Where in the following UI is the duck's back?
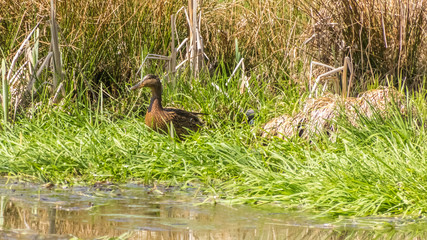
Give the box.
[145,107,203,137]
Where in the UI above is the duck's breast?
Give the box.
[145,110,168,131]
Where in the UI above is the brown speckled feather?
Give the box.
[145,107,203,137]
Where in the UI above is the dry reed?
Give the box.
[302,0,427,89]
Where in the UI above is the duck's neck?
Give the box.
[147,86,163,112]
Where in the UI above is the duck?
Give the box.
[130,74,203,138]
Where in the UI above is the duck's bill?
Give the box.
[130,81,143,90]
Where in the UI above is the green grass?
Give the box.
[1,74,426,218]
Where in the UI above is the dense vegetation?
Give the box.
[0,0,426,218]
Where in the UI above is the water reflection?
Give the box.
[0,179,426,239]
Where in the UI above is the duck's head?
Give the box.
[130,74,161,90]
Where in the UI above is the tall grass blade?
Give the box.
[169,14,177,86]
[36,52,53,79]
[1,59,8,124]
[50,0,63,98]
[6,22,40,83]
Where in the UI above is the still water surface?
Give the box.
[0,179,426,239]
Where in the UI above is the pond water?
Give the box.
[0,178,426,240]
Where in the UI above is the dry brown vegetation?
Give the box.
[1,0,425,93]
[261,87,407,140]
[301,0,427,90]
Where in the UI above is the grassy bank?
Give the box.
[1,73,427,217]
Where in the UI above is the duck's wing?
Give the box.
[187,111,208,116]
[165,108,207,116]
[163,108,204,124]
[163,107,204,131]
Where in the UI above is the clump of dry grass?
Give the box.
[261,114,301,139]
[200,0,308,82]
[261,95,341,139]
[300,94,340,135]
[357,86,406,117]
[302,0,427,89]
[262,86,408,140]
